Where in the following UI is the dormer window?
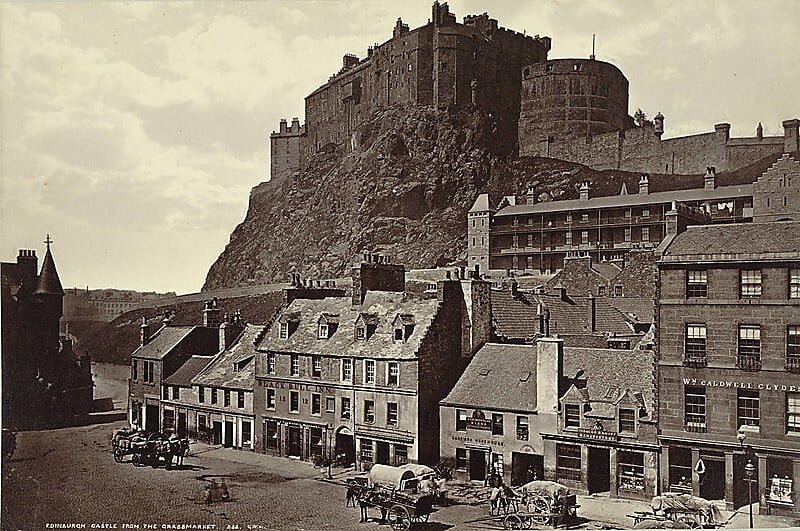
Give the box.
[279,322,289,339]
[392,313,415,342]
[318,323,329,339]
[318,313,339,339]
[355,313,378,340]
[356,326,366,340]
[278,311,300,339]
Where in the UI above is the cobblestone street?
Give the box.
[3,422,797,530]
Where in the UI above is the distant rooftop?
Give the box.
[660,220,800,262]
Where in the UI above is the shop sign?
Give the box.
[467,409,491,430]
[451,434,504,447]
[682,379,798,392]
[271,381,334,393]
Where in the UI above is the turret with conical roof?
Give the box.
[34,235,64,296]
[32,234,64,357]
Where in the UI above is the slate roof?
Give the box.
[491,289,635,340]
[496,184,752,216]
[441,343,538,412]
[469,193,492,213]
[562,346,655,414]
[193,324,262,389]
[163,356,215,386]
[607,298,655,325]
[660,221,800,261]
[34,247,64,295]
[591,262,622,281]
[256,292,439,362]
[131,326,196,360]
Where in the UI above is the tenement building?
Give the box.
[254,252,490,469]
[657,221,800,516]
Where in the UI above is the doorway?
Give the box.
[335,429,355,466]
[587,447,611,493]
[145,404,159,433]
[700,455,726,501]
[177,412,187,439]
[376,441,390,465]
[212,421,222,445]
[732,454,757,507]
[224,421,234,447]
[288,426,302,458]
[470,449,487,481]
[512,453,544,486]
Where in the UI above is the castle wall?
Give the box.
[752,153,800,222]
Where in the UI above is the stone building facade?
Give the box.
[752,153,800,223]
[269,117,305,183]
[657,221,800,516]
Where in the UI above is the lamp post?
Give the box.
[327,423,334,480]
[744,459,755,529]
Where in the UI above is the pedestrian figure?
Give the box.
[359,486,371,522]
[346,480,358,507]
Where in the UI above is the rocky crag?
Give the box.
[203,104,767,290]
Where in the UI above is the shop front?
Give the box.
[262,417,337,462]
[355,427,415,471]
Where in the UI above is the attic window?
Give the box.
[356,326,366,340]
[318,323,330,339]
[279,322,289,339]
[394,328,404,341]
[393,314,415,342]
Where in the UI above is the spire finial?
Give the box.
[44,234,53,250]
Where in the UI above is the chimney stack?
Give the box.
[140,316,150,346]
[536,337,564,414]
[579,181,591,201]
[203,297,221,328]
[219,311,244,352]
[638,174,649,195]
[162,311,172,327]
[704,167,716,190]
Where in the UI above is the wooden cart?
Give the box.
[627,493,728,528]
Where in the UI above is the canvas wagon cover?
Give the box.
[652,493,723,522]
[368,464,415,489]
[520,480,571,498]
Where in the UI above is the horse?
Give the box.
[167,438,190,468]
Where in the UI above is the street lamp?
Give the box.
[326,423,334,480]
[744,459,755,529]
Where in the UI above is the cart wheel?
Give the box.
[389,505,411,531]
[503,514,523,529]
[521,515,534,529]
[677,516,701,528]
[530,499,550,525]
[132,453,142,467]
[113,449,123,463]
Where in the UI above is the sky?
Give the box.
[1,0,798,295]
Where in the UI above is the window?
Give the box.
[566,213,572,224]
[265,420,278,450]
[624,227,632,242]
[614,285,623,297]
[361,440,373,462]
[311,393,321,416]
[199,386,205,403]
[556,444,582,482]
[356,326,366,340]
[687,271,708,298]
[790,269,800,299]
[364,400,375,423]
[132,360,138,381]
[516,416,529,441]
[624,208,632,218]
[580,213,589,223]
[267,353,276,374]
[684,386,706,430]
[266,388,276,410]
[341,359,352,382]
[394,444,408,466]
[326,396,335,413]
[581,231,588,244]
[144,361,155,384]
[788,393,800,433]
[685,324,707,363]
[455,448,467,470]
[564,404,580,427]
[737,390,760,428]
[387,402,398,426]
[738,325,761,370]
[387,362,399,386]
[456,409,467,432]
[237,391,245,409]
[491,413,504,436]
[318,323,329,339]
[394,328,404,341]
[618,451,645,493]
[740,270,762,297]
[224,390,231,407]
[211,388,218,405]
[565,231,572,245]
[641,227,650,242]
[641,209,650,218]
[291,354,299,376]
[788,326,800,370]
[619,409,636,433]
[242,421,252,446]
[364,360,376,384]
[598,286,606,296]
[172,386,180,400]
[312,356,322,378]
[278,322,289,339]
[162,386,169,400]
[341,397,351,420]
[289,391,299,413]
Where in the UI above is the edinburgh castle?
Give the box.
[272,2,799,183]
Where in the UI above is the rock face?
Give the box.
[202,105,643,290]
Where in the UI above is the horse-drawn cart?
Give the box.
[494,481,579,529]
[627,493,728,528]
[351,464,436,530]
[111,428,189,469]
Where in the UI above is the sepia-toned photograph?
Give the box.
[1,1,798,529]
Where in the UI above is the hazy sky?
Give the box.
[1,0,798,294]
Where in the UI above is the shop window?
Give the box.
[492,453,504,476]
[364,400,375,424]
[341,397,351,420]
[787,392,800,433]
[668,447,692,492]
[266,388,276,410]
[326,396,335,413]
[361,440,374,462]
[740,269,762,297]
[456,409,467,432]
[290,391,299,413]
[767,458,794,506]
[737,325,762,370]
[455,448,467,470]
[686,271,708,298]
[737,390,759,428]
[618,451,645,493]
[311,393,321,416]
[556,444,581,482]
[242,421,252,446]
[516,416,529,441]
[491,413,504,435]
[395,445,408,466]
[619,409,636,433]
[387,402,399,426]
[790,269,800,299]
[684,386,706,431]
[685,324,707,364]
[564,404,580,428]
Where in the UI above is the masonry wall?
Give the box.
[270,119,304,183]
[753,154,800,222]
